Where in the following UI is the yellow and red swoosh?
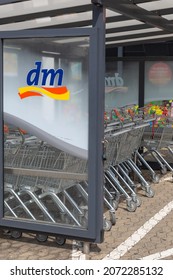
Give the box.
[18,86,70,100]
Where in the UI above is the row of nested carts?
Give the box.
[3,102,173,245]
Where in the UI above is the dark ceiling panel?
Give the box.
[133,0,160,3]
[106,30,170,42]
[106,23,152,34]
[103,0,173,33]
[36,19,92,29]
[0,4,92,25]
[0,0,29,4]
[156,7,173,16]
[106,34,173,47]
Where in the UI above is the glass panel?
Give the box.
[105,61,139,110]
[145,61,173,104]
[144,61,173,165]
[3,37,89,229]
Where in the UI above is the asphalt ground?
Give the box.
[0,169,173,260]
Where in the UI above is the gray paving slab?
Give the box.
[0,171,173,260]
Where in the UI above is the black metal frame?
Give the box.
[0,0,28,4]
[0,5,105,243]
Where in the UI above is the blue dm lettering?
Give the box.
[26,61,64,86]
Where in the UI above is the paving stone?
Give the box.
[1,172,173,260]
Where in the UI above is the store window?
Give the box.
[105,61,139,110]
[145,61,173,105]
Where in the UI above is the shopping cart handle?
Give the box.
[102,152,107,161]
[102,139,108,161]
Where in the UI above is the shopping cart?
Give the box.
[141,124,173,174]
[103,106,156,212]
[110,104,159,185]
[104,125,139,212]
[4,124,116,240]
[4,128,90,241]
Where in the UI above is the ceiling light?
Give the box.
[42,51,61,55]
[4,46,21,50]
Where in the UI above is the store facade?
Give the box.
[105,44,173,110]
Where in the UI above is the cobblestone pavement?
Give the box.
[0,171,173,260]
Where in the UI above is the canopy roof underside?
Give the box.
[1,0,173,46]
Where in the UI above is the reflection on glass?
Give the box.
[3,37,89,158]
[105,61,139,110]
[145,61,173,104]
[4,124,88,228]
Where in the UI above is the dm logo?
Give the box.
[18,61,70,100]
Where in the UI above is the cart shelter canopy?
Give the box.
[0,0,173,46]
[1,0,173,244]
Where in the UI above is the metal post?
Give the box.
[90,0,106,243]
[83,241,90,255]
[0,39,3,220]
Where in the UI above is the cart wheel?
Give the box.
[145,188,155,198]
[160,166,167,175]
[103,219,112,231]
[126,201,137,212]
[11,230,22,239]
[135,196,142,207]
[109,211,116,225]
[55,236,66,246]
[112,199,119,210]
[36,233,48,242]
[152,174,160,184]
